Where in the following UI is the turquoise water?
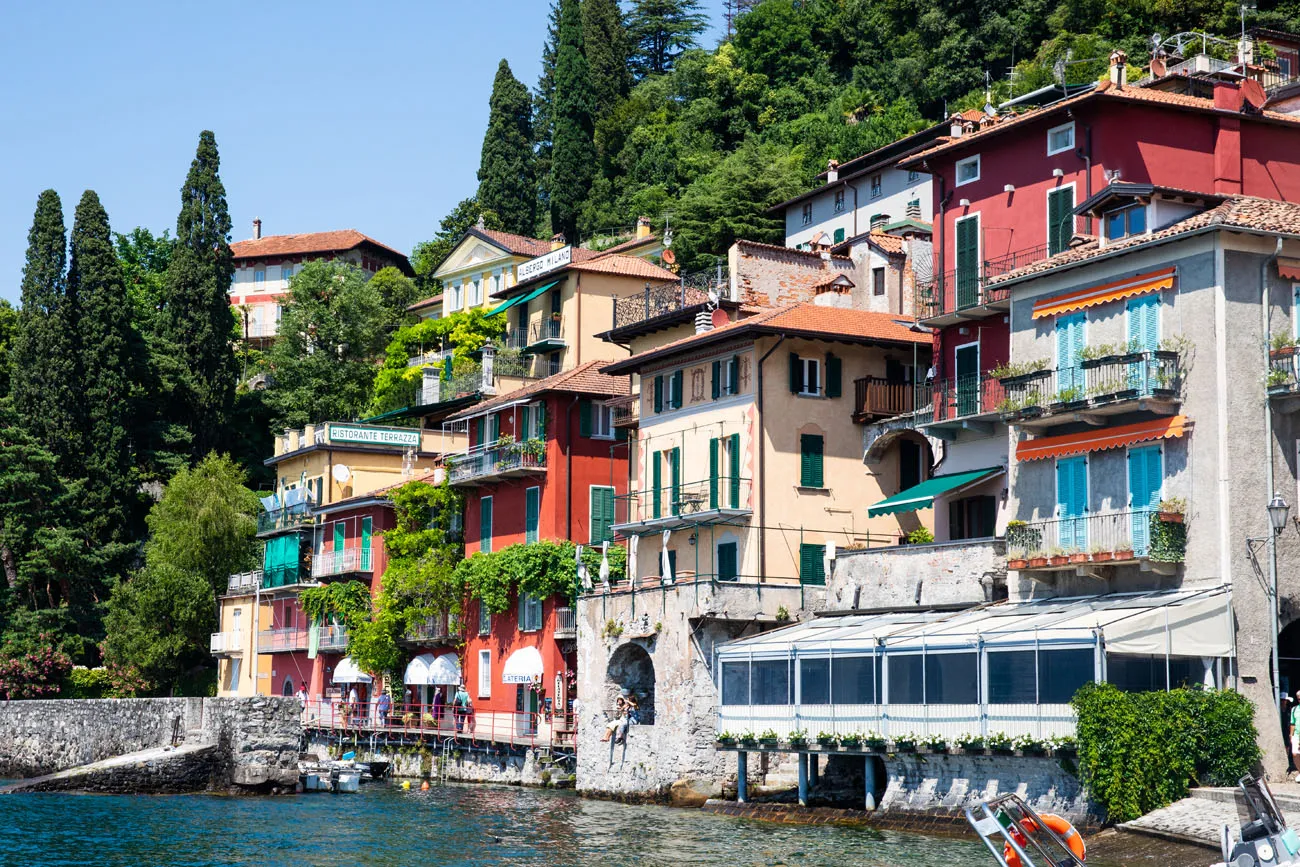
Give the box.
[0,783,1211,866]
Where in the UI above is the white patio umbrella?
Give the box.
[660,530,673,585]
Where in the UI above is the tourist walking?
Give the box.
[376,690,392,726]
[433,688,446,728]
[453,684,470,733]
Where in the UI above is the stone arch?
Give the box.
[606,643,656,725]
[864,424,941,467]
[281,676,294,696]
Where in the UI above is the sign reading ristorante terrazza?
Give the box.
[328,425,421,447]
[517,245,572,283]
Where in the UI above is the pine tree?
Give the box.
[582,0,632,118]
[162,130,238,460]
[477,60,537,237]
[550,0,598,243]
[627,0,709,78]
[69,190,143,547]
[533,0,563,235]
[9,190,82,476]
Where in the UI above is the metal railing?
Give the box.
[301,700,577,749]
[1269,351,1299,394]
[614,477,753,528]
[1007,508,1166,560]
[611,267,730,331]
[257,628,310,653]
[527,317,565,348]
[318,624,349,652]
[447,439,547,485]
[917,244,1050,320]
[555,607,576,638]
[609,397,639,428]
[408,350,449,369]
[310,546,374,578]
[914,374,1005,425]
[257,504,313,535]
[209,631,245,654]
[853,376,915,421]
[404,613,462,644]
[227,571,262,594]
[1000,351,1182,417]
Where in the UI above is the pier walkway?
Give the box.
[1122,784,1300,848]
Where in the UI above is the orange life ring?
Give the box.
[1002,814,1086,866]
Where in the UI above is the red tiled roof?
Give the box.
[445,360,631,421]
[602,303,928,374]
[568,255,677,281]
[472,228,553,257]
[231,230,408,263]
[867,232,906,255]
[406,293,444,313]
[594,234,660,256]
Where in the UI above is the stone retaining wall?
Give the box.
[11,744,220,794]
[304,733,575,789]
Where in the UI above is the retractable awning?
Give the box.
[501,646,544,684]
[867,467,1004,517]
[404,653,461,686]
[332,657,372,684]
[1031,267,1175,319]
[1016,415,1189,462]
[485,279,559,317]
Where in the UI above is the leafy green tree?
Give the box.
[550,0,598,243]
[369,309,508,415]
[410,198,503,292]
[162,130,238,460]
[378,480,465,623]
[533,0,563,235]
[102,454,259,692]
[69,190,145,548]
[265,259,388,428]
[9,189,83,476]
[627,0,709,78]
[368,265,420,329]
[733,0,825,84]
[0,300,16,397]
[477,60,537,237]
[115,227,174,336]
[582,0,633,118]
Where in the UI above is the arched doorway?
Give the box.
[607,643,656,725]
[282,677,294,696]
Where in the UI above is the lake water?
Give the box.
[0,782,1215,866]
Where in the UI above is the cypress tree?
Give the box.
[70,190,142,546]
[550,0,598,243]
[162,130,238,459]
[582,0,632,118]
[477,60,537,237]
[9,190,83,475]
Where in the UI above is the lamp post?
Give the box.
[1269,494,1291,714]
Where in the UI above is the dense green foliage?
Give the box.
[457,539,626,613]
[626,0,708,78]
[582,0,632,117]
[549,0,599,243]
[478,60,538,237]
[369,308,507,415]
[1072,682,1262,822]
[0,300,14,397]
[368,266,420,330]
[299,581,373,629]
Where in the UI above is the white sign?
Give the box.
[517,245,572,283]
[328,425,421,447]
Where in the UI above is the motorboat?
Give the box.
[1211,775,1300,866]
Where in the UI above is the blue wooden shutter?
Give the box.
[1128,446,1162,554]
[729,433,741,507]
[709,438,719,509]
[652,451,662,518]
[1126,294,1159,353]
[525,487,540,544]
[1056,313,1085,394]
[1056,456,1088,550]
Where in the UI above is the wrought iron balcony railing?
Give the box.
[404,612,462,644]
[257,504,313,535]
[914,374,1005,426]
[257,628,310,653]
[611,267,730,331]
[555,607,576,639]
[447,439,548,485]
[1268,350,1299,397]
[317,624,349,652]
[614,477,753,529]
[1006,507,1184,566]
[1000,351,1182,422]
[917,244,1050,320]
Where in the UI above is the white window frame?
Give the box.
[799,357,822,397]
[592,403,614,440]
[723,356,739,394]
[254,269,266,285]
[480,494,493,554]
[1102,203,1148,243]
[801,203,813,225]
[907,169,921,182]
[870,174,882,198]
[833,189,845,213]
[478,649,491,698]
[665,371,679,408]
[451,282,463,310]
[1046,122,1075,156]
[478,602,491,636]
[228,657,241,691]
[955,155,981,187]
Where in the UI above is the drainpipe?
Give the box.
[1263,237,1284,717]
[845,179,861,239]
[565,395,581,540]
[927,164,952,296]
[1073,120,1093,235]
[755,336,788,582]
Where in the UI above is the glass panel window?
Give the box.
[721,661,750,705]
[887,654,924,704]
[833,189,845,213]
[907,169,920,182]
[280,265,293,283]
[1047,122,1075,155]
[800,358,821,396]
[1107,653,1206,692]
[987,650,1037,704]
[956,155,980,186]
[1105,205,1147,241]
[519,593,543,632]
[254,269,266,284]
[925,652,978,703]
[872,267,886,296]
[1039,649,1095,703]
[478,603,491,636]
[751,660,790,704]
[592,404,613,439]
[801,203,813,225]
[870,174,882,197]
[799,658,830,704]
[478,649,491,698]
[831,656,878,704]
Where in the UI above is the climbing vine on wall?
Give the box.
[298,580,372,628]
[456,540,627,614]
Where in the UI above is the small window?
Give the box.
[870,174,882,197]
[949,495,997,540]
[1281,55,1294,78]
[478,649,492,698]
[955,155,980,186]
[280,265,293,282]
[592,404,614,439]
[800,357,820,396]
[872,267,886,296]
[254,269,266,284]
[478,603,491,635]
[801,203,813,225]
[833,189,845,213]
[1047,122,1075,156]
[519,594,543,632]
[907,169,920,182]
[1104,204,1147,241]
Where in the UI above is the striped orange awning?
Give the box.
[1016,415,1191,462]
[1279,258,1300,281]
[1031,267,1176,320]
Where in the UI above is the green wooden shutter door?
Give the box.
[590,487,614,544]
[652,452,662,518]
[578,399,592,437]
[955,217,980,307]
[729,433,741,507]
[670,447,681,514]
[488,413,499,442]
[730,356,740,394]
[360,517,371,548]
[717,542,737,582]
[526,487,540,544]
[334,522,345,552]
[800,543,825,585]
[1048,187,1074,256]
[833,227,845,244]
[788,352,801,393]
[480,497,493,553]
[653,376,663,413]
[712,361,721,399]
[475,416,485,446]
[826,353,842,398]
[520,406,531,442]
[800,434,824,487]
[535,403,546,439]
[709,438,719,509]
[672,370,684,408]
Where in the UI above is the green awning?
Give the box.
[867,467,1004,517]
[485,279,560,317]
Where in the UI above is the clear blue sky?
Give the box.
[0,1,727,302]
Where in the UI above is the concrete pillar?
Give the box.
[797,752,809,806]
[736,751,748,803]
[808,752,819,788]
[864,755,882,811]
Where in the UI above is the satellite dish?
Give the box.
[332,464,351,484]
[984,103,996,117]
[710,307,730,329]
[661,248,677,265]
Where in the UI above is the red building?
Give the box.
[442,361,630,747]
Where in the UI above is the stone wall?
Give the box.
[829,538,1007,610]
[305,734,573,788]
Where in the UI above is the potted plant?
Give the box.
[716,731,737,747]
[1048,734,1078,755]
[919,732,948,753]
[1113,337,1147,366]
[1156,497,1186,523]
[1013,734,1047,755]
[1047,549,1069,567]
[1079,342,1120,369]
[1271,333,1299,359]
[739,731,758,747]
[992,359,1051,386]
[758,728,780,747]
[1027,551,1049,569]
[839,733,863,749]
[1067,550,1088,564]
[1268,367,1293,392]
[985,731,1014,753]
[1089,546,1114,563]
[1049,386,1085,412]
[788,729,809,748]
[864,731,888,751]
[893,733,918,752]
[954,733,985,753]
[1007,557,1029,570]
[816,731,839,748]
[1114,546,1135,560]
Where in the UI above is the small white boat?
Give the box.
[1211,775,1300,867]
[333,771,361,793]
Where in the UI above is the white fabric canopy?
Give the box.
[404,653,462,686]
[1103,593,1232,657]
[501,646,544,684]
[332,656,373,684]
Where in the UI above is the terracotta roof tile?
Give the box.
[568,255,677,281]
[473,228,553,257]
[593,234,659,256]
[445,361,630,421]
[231,229,409,263]
[867,231,906,255]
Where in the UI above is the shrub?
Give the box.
[64,666,112,699]
[1072,682,1261,823]
[905,527,934,545]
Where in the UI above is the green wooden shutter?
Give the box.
[670,447,681,514]
[826,353,842,398]
[788,352,801,393]
[475,416,485,446]
[833,227,845,244]
[652,451,662,518]
[709,438,719,509]
[535,403,546,439]
[672,370,684,408]
[712,361,721,399]
[590,487,613,545]
[525,487,540,544]
[717,542,738,582]
[520,405,532,442]
[488,413,499,442]
[578,399,592,437]
[360,516,372,548]
[333,522,345,552]
[800,434,824,488]
[653,376,663,413]
[800,543,826,585]
[955,216,980,307]
[729,356,740,395]
[729,433,741,507]
[479,497,493,553]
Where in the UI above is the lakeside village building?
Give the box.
[218,36,1300,805]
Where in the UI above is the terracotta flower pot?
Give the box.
[1068,553,1087,564]
[1114,549,1135,560]
[1028,557,1049,568]
[1048,555,1069,566]
[1007,559,1029,570]
[1090,551,1114,562]
[1157,511,1184,524]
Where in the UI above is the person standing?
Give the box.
[376,690,392,727]
[453,683,470,733]
[433,688,446,728]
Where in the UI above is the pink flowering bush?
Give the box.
[0,635,72,700]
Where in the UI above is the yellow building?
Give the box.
[601,303,933,586]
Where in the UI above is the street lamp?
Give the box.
[1268,495,1290,535]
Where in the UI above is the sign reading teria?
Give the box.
[328,425,421,447]
[517,245,571,283]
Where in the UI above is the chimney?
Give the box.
[871,214,890,231]
[827,159,840,183]
[694,310,713,334]
[906,199,922,220]
[949,117,964,138]
[1109,49,1128,89]
[635,216,652,240]
[253,218,262,240]
[550,233,566,251]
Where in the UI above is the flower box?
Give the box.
[1090,551,1114,562]
[816,737,838,747]
[998,369,1052,386]
[1027,556,1049,568]
[1067,553,1087,564]
[716,737,736,747]
[1007,558,1029,570]
[1157,511,1184,524]
[1114,548,1135,560]
[758,738,778,747]
[1271,346,1298,360]
[1079,355,1122,370]
[1048,555,1069,566]
[893,741,917,752]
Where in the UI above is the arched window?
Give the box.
[606,644,656,725]
[282,677,294,696]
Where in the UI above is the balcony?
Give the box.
[226,571,262,595]
[1005,508,1185,573]
[1268,350,1300,413]
[917,244,1050,326]
[611,268,729,333]
[1000,351,1182,429]
[612,477,753,534]
[261,564,315,592]
[318,624,349,652]
[523,317,566,354]
[257,628,310,653]
[914,374,1005,437]
[311,546,374,579]
[555,607,576,639]
[853,376,915,423]
[607,394,639,429]
[402,613,462,645]
[447,439,547,486]
[209,631,245,655]
[257,504,313,537]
